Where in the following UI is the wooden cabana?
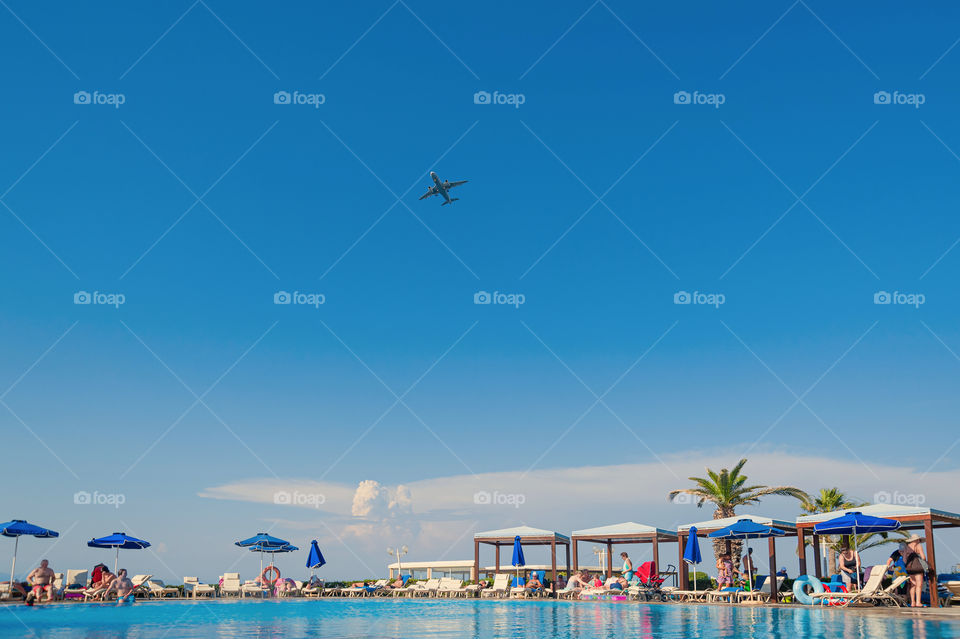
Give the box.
[473,526,570,592]
[796,503,960,607]
[678,514,797,603]
[570,522,678,579]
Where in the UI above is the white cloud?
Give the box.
[199,448,960,570]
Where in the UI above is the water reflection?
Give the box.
[5,599,960,639]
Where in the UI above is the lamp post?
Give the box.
[387,545,408,578]
[592,546,605,574]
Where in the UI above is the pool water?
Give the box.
[2,599,958,639]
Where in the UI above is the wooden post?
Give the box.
[606,542,613,578]
[495,544,500,574]
[797,528,807,576]
[572,540,579,572]
[678,533,688,589]
[565,543,571,581]
[551,539,558,594]
[812,534,822,580]
[474,539,480,582]
[925,518,939,607]
[652,536,660,571]
[768,536,778,603]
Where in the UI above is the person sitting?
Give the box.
[104,568,136,602]
[387,577,404,589]
[525,572,543,594]
[776,567,788,578]
[274,578,296,596]
[565,571,588,592]
[837,542,862,589]
[742,548,756,586]
[87,567,115,600]
[24,560,55,604]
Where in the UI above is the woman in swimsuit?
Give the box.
[619,552,633,582]
[717,554,735,587]
[837,541,861,588]
[902,534,928,607]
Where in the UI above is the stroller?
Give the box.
[632,561,674,602]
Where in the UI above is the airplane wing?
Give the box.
[444,180,468,189]
[419,187,437,200]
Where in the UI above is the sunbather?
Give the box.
[87,568,116,600]
[105,569,136,602]
[525,572,543,594]
[25,560,55,603]
[609,576,628,591]
[837,542,861,589]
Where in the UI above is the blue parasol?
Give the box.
[814,512,900,589]
[236,533,294,578]
[511,536,525,584]
[307,540,326,571]
[2,520,58,593]
[683,526,702,591]
[88,532,150,573]
[709,520,784,589]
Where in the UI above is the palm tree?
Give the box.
[668,459,810,564]
[801,488,906,573]
[801,488,859,574]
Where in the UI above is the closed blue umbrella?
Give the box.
[307,540,326,571]
[814,512,900,589]
[709,520,785,589]
[683,526,702,591]
[88,532,150,573]
[511,536,525,584]
[2,520,58,592]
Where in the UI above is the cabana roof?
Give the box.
[474,526,569,542]
[571,522,677,541]
[678,514,796,534]
[796,503,960,529]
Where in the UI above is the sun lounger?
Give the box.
[59,570,88,600]
[240,580,270,598]
[810,567,893,607]
[707,587,742,603]
[302,579,324,597]
[220,573,242,597]
[480,574,510,599]
[183,577,216,598]
[145,579,180,599]
[944,581,960,605]
[738,576,784,603]
[436,578,465,598]
[408,578,440,598]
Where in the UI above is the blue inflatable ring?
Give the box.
[792,575,824,605]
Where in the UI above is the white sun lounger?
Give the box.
[480,574,510,599]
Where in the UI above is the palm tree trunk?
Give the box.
[711,507,742,571]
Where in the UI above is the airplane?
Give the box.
[419,171,467,205]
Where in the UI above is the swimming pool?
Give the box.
[2,599,958,638]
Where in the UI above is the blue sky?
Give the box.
[3,1,960,581]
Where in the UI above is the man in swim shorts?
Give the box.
[105,569,136,602]
[25,560,55,603]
